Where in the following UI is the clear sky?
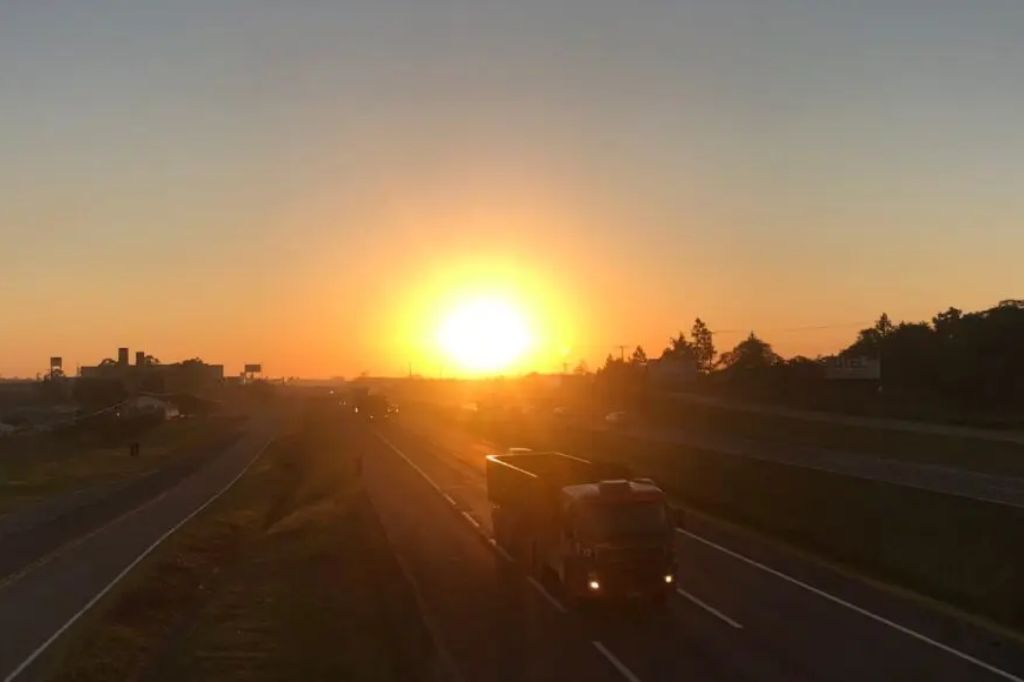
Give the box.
[2,1,1022,377]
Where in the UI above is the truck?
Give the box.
[486,450,676,603]
[353,392,397,421]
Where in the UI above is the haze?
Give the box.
[3,1,1022,377]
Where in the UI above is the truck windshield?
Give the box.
[578,501,669,541]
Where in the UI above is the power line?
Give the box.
[711,321,872,336]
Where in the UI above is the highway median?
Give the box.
[40,414,439,682]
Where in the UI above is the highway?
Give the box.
[0,417,280,682]
[362,413,1024,682]
[667,393,1024,446]
[601,420,1024,508]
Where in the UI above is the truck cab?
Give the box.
[555,480,675,600]
[487,451,676,604]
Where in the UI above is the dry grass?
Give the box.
[0,419,227,517]
[44,415,436,682]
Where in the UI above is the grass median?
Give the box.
[42,415,437,682]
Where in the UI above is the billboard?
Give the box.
[825,356,881,380]
[50,357,62,369]
[244,364,262,373]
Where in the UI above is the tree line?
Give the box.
[595,301,1024,411]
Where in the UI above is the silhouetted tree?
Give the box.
[663,332,696,363]
[630,346,648,366]
[846,313,898,358]
[932,307,962,337]
[691,318,716,373]
[597,351,645,404]
[876,313,895,337]
[832,304,1024,409]
[719,332,781,371]
[573,360,589,375]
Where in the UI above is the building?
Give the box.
[79,347,224,394]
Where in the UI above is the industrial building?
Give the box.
[79,347,224,394]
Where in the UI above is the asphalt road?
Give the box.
[0,417,280,682]
[362,415,1024,682]
[601,420,1024,509]
[667,392,1024,446]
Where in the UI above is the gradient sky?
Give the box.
[2,1,1023,377]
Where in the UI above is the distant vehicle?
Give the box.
[505,447,533,455]
[354,393,395,421]
[486,451,675,604]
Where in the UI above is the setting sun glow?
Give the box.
[437,296,533,374]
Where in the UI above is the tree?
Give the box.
[663,332,696,362]
[931,307,962,338]
[846,313,896,357]
[630,346,648,366]
[719,332,780,371]
[691,318,716,373]
[875,313,895,337]
[573,360,589,375]
[596,351,644,404]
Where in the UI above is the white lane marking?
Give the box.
[378,434,516,568]
[378,432,445,496]
[4,438,272,682]
[592,641,642,682]
[675,587,743,629]
[461,511,481,529]
[0,485,177,593]
[677,528,1024,682]
[488,538,514,563]
[527,576,567,614]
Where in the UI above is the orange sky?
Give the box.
[2,3,1022,378]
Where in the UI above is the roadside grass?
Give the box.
[0,418,232,517]
[42,417,437,682]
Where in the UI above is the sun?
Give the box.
[437,295,533,374]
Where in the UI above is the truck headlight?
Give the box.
[664,574,674,584]
[588,579,601,591]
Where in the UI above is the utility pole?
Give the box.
[614,345,628,361]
